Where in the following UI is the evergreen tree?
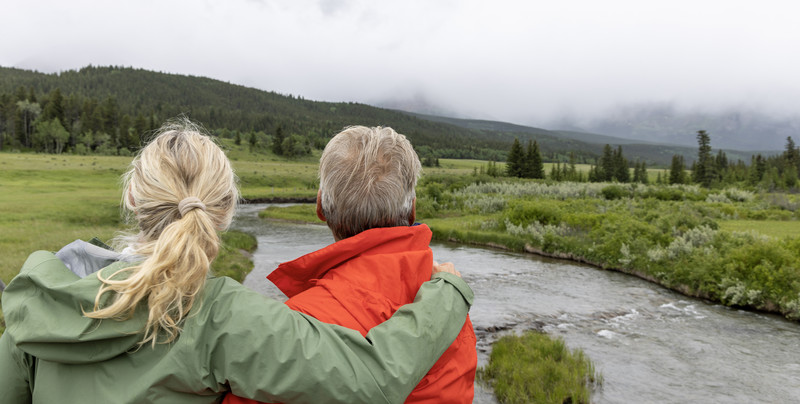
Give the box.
[549,163,559,180]
[521,140,544,179]
[133,114,148,140]
[272,125,284,155]
[567,152,578,181]
[749,154,766,185]
[506,138,524,177]
[521,140,534,178]
[41,88,65,126]
[600,144,614,181]
[785,136,800,177]
[633,160,648,184]
[694,130,714,187]
[613,146,630,182]
[669,155,686,184]
[531,141,544,179]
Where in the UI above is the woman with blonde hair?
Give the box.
[0,119,472,403]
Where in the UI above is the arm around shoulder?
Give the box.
[205,275,473,404]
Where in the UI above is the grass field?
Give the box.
[0,150,270,334]
[0,151,303,283]
[718,220,800,239]
[0,150,497,284]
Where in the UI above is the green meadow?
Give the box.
[5,150,800,401]
[0,143,310,334]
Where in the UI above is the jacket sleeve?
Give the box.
[0,331,34,404]
[207,272,473,404]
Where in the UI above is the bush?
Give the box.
[478,331,601,404]
[600,185,629,200]
[506,200,561,226]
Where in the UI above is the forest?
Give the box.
[0,65,761,167]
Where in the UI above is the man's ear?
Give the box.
[316,190,327,222]
[408,198,416,225]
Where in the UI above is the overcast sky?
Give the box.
[2,0,799,126]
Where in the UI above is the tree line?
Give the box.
[498,131,800,190]
[0,66,515,160]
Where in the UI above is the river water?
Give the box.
[233,204,800,403]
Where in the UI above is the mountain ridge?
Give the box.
[0,65,774,165]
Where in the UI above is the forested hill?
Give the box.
[0,65,749,165]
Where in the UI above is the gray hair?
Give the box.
[319,126,421,240]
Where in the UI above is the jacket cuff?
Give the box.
[431,272,474,308]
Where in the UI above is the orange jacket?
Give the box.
[224,224,476,404]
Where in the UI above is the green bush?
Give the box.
[505,200,562,226]
[478,331,601,404]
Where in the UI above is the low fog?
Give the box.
[2,0,799,149]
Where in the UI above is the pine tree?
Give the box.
[613,146,630,183]
[785,136,800,177]
[669,155,685,184]
[522,140,544,179]
[715,150,728,181]
[694,130,714,187]
[41,88,65,126]
[506,138,524,177]
[633,160,648,184]
[521,140,534,178]
[272,125,284,155]
[600,144,614,181]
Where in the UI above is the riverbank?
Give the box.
[256,180,800,322]
[420,180,800,321]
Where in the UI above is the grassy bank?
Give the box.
[417,179,800,320]
[258,178,800,320]
[477,332,602,404]
[212,231,258,282]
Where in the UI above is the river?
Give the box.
[233,204,800,403]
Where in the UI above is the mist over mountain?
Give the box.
[550,103,798,152]
[382,96,794,153]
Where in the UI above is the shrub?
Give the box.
[505,200,561,226]
[478,331,601,404]
[601,185,629,200]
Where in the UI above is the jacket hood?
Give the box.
[2,247,146,365]
[268,224,433,300]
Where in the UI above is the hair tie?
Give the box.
[178,197,206,217]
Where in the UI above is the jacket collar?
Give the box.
[268,224,432,297]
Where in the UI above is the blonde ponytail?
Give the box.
[85,119,238,346]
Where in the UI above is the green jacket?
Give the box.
[0,247,473,403]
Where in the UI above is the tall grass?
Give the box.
[478,331,602,404]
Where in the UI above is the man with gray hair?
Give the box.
[225,126,477,404]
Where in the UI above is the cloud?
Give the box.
[2,0,799,127]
